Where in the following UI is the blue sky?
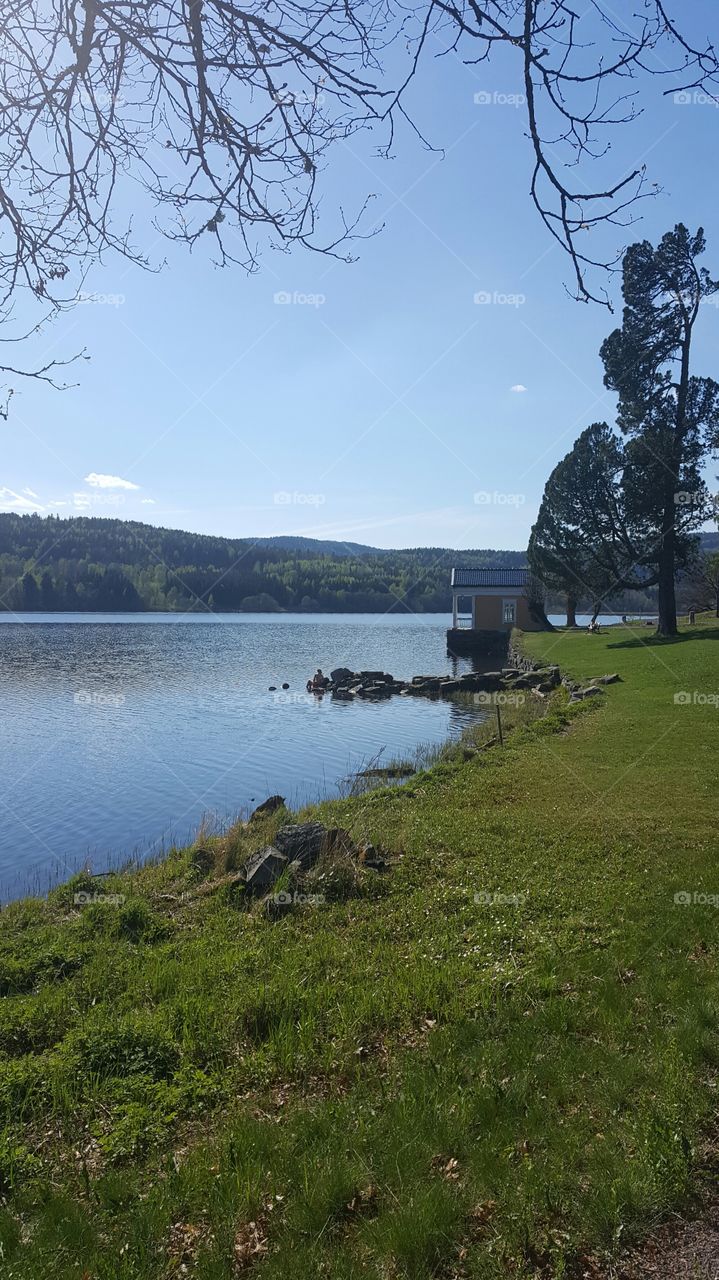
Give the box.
[2,33,718,551]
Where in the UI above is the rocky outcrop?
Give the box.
[242,822,387,897]
[313,661,564,704]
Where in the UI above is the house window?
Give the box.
[502,600,516,625]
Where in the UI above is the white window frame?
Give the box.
[502,598,516,625]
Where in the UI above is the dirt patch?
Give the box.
[579,1194,719,1280]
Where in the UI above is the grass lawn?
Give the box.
[1,619,718,1278]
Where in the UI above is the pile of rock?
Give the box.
[324,664,562,702]
[242,818,384,896]
[564,672,621,702]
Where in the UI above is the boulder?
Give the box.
[537,681,555,694]
[248,794,285,822]
[572,685,604,701]
[322,827,358,855]
[274,822,327,869]
[359,670,385,680]
[331,689,354,701]
[599,672,621,684]
[459,672,502,693]
[439,680,463,695]
[244,847,288,892]
[330,667,355,684]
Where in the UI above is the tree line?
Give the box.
[529,225,719,635]
[0,517,530,614]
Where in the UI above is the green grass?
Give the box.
[1,619,718,1278]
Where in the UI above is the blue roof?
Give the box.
[451,568,528,588]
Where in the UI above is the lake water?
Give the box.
[0,613,494,899]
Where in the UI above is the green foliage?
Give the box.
[0,513,525,613]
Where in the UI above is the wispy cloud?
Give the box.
[84,472,140,491]
[510,384,527,393]
[0,487,44,511]
[141,497,156,505]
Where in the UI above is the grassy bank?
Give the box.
[1,621,718,1278]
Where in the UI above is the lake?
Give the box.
[0,613,494,899]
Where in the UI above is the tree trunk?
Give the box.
[591,600,601,624]
[656,503,678,636]
[566,593,577,628]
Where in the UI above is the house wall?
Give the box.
[470,592,543,631]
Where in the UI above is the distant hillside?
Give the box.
[0,514,525,613]
[0,514,713,614]
[249,536,386,558]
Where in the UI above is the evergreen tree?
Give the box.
[600,225,719,635]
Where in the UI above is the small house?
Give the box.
[448,567,544,655]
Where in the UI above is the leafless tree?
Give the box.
[0,0,717,320]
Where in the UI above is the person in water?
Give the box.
[309,668,328,691]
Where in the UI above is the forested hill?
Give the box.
[0,514,526,613]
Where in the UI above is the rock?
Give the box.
[248,794,285,822]
[412,675,439,686]
[332,689,354,701]
[599,672,621,684]
[459,672,502,693]
[537,681,555,694]
[244,847,288,892]
[439,680,463,694]
[363,684,392,698]
[268,686,277,691]
[506,675,530,689]
[330,667,354,684]
[282,682,290,690]
[274,822,327,869]
[358,843,386,870]
[502,668,521,678]
[359,670,385,680]
[322,827,358,855]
